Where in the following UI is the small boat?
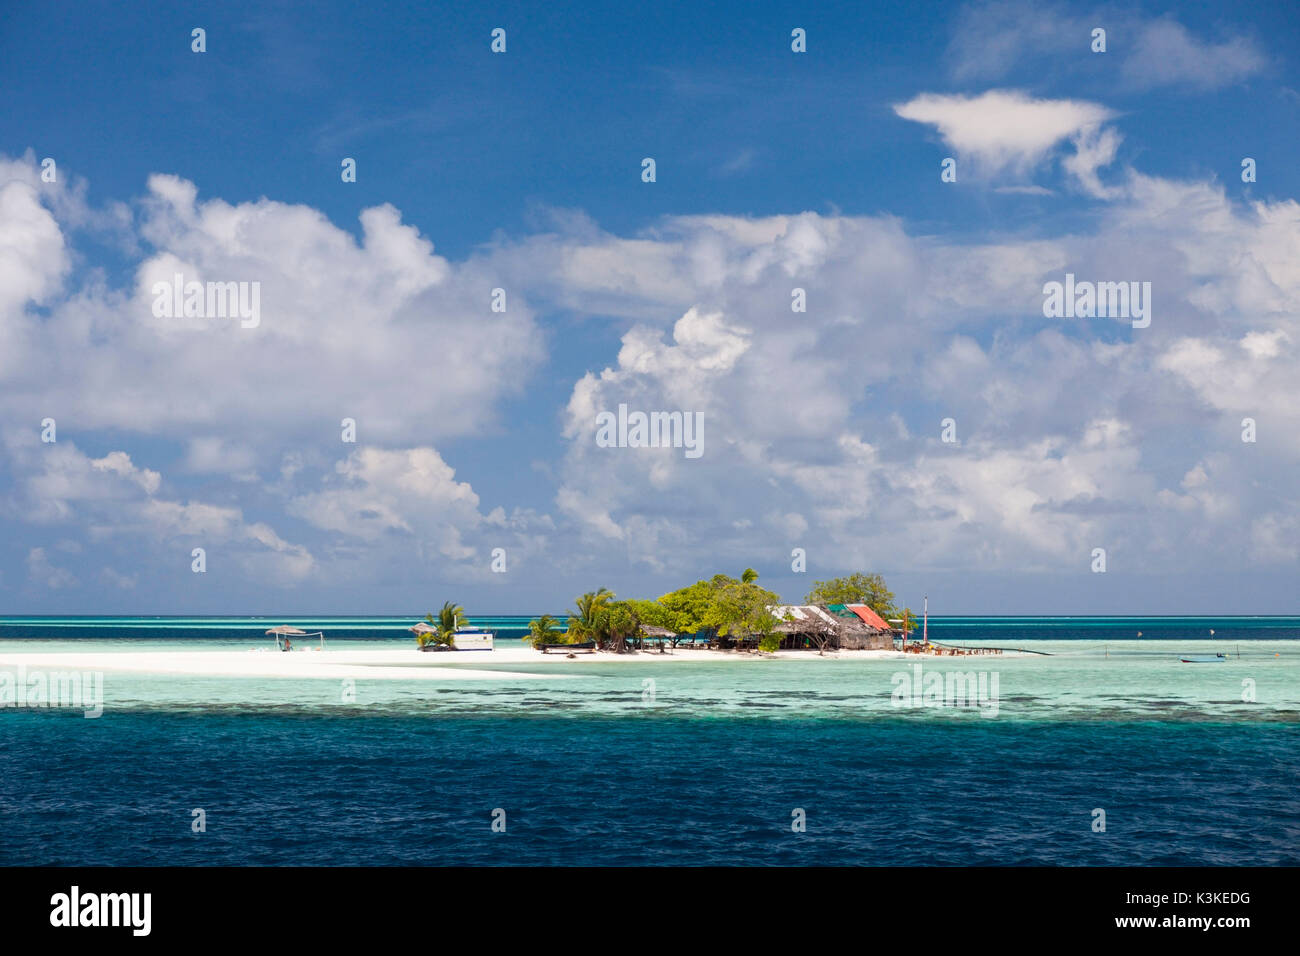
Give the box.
[449,627,494,651]
[1180,653,1226,663]
[539,640,596,654]
[414,625,495,651]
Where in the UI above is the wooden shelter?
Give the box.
[769,605,893,651]
[636,623,677,651]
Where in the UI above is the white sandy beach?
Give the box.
[0,645,910,681]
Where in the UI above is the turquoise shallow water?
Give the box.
[1,640,1298,722]
[1,617,1298,864]
[0,635,1296,722]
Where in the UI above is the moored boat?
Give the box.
[448,627,494,651]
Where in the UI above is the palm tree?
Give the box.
[525,614,562,647]
[568,588,613,644]
[424,601,467,647]
[741,568,758,584]
[600,600,641,654]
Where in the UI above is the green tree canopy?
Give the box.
[709,578,781,638]
[655,569,780,641]
[626,598,673,630]
[556,568,782,653]
[804,573,899,618]
[566,587,614,643]
[598,600,642,653]
[524,614,564,646]
[420,601,466,647]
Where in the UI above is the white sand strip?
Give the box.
[0,646,909,680]
[0,648,551,681]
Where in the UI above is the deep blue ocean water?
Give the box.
[2,711,1296,866]
[2,616,1298,866]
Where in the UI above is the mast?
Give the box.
[923,595,928,646]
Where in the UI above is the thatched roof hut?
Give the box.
[768,605,893,650]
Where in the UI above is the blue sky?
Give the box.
[2,0,1299,614]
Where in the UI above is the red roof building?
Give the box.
[846,603,891,631]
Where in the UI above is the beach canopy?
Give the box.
[408,622,436,634]
[265,624,324,649]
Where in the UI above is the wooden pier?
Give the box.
[901,641,1051,657]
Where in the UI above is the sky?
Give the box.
[1,0,1299,615]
